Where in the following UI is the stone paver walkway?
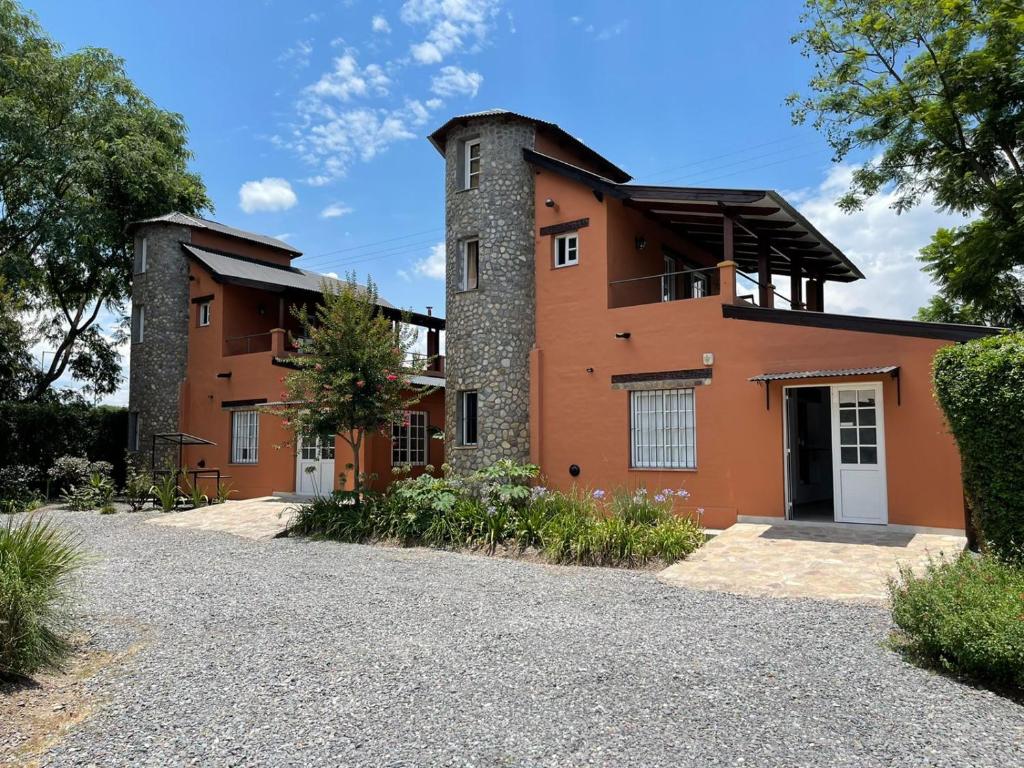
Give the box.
[659,521,966,603]
[146,496,300,540]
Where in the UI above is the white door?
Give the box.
[295,435,336,496]
[662,255,677,302]
[831,384,887,524]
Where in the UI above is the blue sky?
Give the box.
[26,0,964,404]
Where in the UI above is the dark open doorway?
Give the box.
[785,387,834,522]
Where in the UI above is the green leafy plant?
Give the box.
[0,464,42,514]
[150,472,181,513]
[183,469,208,509]
[59,484,98,512]
[889,553,1024,691]
[47,456,93,495]
[288,491,375,542]
[212,481,235,505]
[933,333,1024,562]
[122,470,152,512]
[0,516,85,678]
[646,517,706,564]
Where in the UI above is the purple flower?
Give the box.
[696,507,705,516]
[592,489,606,499]
[654,494,666,503]
[661,488,674,497]
[675,489,690,499]
[530,486,548,498]
[635,488,647,496]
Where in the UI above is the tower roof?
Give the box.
[127,212,301,256]
[428,109,632,184]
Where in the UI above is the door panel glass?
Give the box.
[860,447,878,464]
[839,390,857,406]
[836,387,880,466]
[839,409,856,425]
[859,409,876,426]
[841,447,858,463]
[859,428,876,443]
[857,389,876,406]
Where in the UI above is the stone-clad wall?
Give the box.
[128,223,191,465]
[443,118,536,472]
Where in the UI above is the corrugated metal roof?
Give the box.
[749,366,898,382]
[183,245,394,307]
[130,212,302,255]
[428,109,632,183]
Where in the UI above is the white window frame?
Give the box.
[132,305,145,343]
[554,233,579,268]
[629,388,696,469]
[136,237,147,274]
[128,412,140,452]
[464,138,481,189]
[691,272,708,298]
[392,411,428,466]
[662,254,678,301]
[461,238,480,291]
[230,410,259,464]
[198,301,211,327]
[459,390,478,446]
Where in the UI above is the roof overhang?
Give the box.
[749,366,898,382]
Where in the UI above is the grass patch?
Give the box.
[0,517,85,680]
[889,552,1024,692]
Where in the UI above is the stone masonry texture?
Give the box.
[443,118,536,472]
[128,223,191,467]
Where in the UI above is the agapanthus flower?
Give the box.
[654,494,666,502]
[531,486,548,498]
[592,489,606,499]
[675,489,690,498]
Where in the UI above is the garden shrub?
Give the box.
[889,553,1024,690]
[933,333,1024,562]
[0,517,85,678]
[286,461,706,569]
[0,465,42,513]
[0,402,128,490]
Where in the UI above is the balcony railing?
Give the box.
[224,332,274,356]
[609,265,798,310]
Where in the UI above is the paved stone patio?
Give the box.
[659,521,966,603]
[146,496,300,540]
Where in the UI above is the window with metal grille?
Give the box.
[230,410,259,464]
[392,411,428,465]
[629,388,696,469]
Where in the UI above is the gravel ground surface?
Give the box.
[23,509,1024,767]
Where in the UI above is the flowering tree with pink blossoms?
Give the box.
[273,274,432,502]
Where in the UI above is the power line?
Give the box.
[636,134,809,182]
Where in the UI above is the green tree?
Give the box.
[274,276,434,502]
[0,0,210,401]
[789,0,1024,326]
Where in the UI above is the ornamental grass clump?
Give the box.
[0,517,85,679]
[889,553,1024,691]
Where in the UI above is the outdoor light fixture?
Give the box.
[586,367,594,373]
[544,198,556,208]
[569,464,581,477]
[635,235,647,251]
[615,331,631,340]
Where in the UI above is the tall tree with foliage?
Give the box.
[789,0,1024,327]
[274,276,433,501]
[0,0,209,401]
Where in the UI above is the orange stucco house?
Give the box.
[126,213,445,499]
[128,109,996,534]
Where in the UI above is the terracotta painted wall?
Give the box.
[178,262,445,499]
[532,169,966,531]
[190,229,295,267]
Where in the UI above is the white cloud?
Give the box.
[569,15,583,25]
[320,202,354,219]
[785,162,971,319]
[306,53,390,101]
[412,242,446,279]
[278,39,314,70]
[371,15,391,33]
[400,0,501,64]
[238,177,298,213]
[430,65,483,98]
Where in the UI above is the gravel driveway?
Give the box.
[29,510,1024,767]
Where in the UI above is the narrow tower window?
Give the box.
[198,301,211,327]
[135,237,148,274]
[132,305,145,343]
[459,390,478,446]
[461,239,480,290]
[464,139,481,189]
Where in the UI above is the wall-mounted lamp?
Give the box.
[544,198,556,208]
[585,367,594,373]
[614,331,631,340]
[216,372,232,379]
[258,304,267,316]
[635,235,647,251]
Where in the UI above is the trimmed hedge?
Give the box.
[933,333,1024,562]
[890,553,1024,691]
[0,402,128,491]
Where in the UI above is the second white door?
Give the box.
[830,384,887,524]
[296,434,336,496]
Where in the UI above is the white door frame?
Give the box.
[782,382,888,525]
[295,434,336,497]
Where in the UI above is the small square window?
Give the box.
[554,233,579,268]
[461,239,479,290]
[464,139,481,189]
[198,301,211,327]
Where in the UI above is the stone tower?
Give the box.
[127,215,193,464]
[432,112,537,472]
